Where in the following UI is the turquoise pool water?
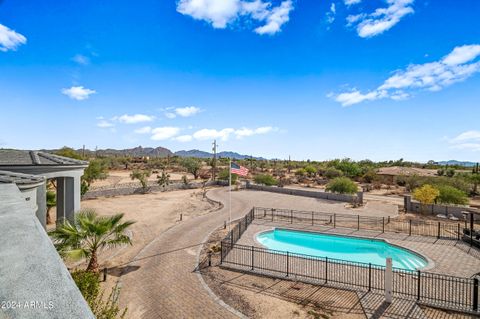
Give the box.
[257,229,428,271]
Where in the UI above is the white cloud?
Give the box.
[193,128,235,141]
[347,0,414,38]
[442,45,480,66]
[72,54,90,65]
[331,44,480,106]
[61,86,96,100]
[177,0,293,35]
[114,114,155,124]
[448,131,480,152]
[134,126,152,134]
[326,3,336,25]
[164,106,202,118]
[0,24,27,52]
[174,135,194,142]
[254,1,293,35]
[344,0,361,6]
[174,106,201,117]
[151,127,181,140]
[97,120,114,128]
[192,126,277,141]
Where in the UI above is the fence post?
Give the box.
[272,208,274,222]
[357,215,360,231]
[325,257,328,283]
[208,252,212,267]
[286,252,289,277]
[368,263,371,291]
[224,220,226,229]
[473,277,479,311]
[417,270,421,301]
[291,210,293,224]
[334,214,336,228]
[385,258,393,303]
[409,220,412,236]
[312,211,314,226]
[457,223,460,241]
[251,246,254,270]
[437,222,441,239]
[264,209,267,218]
[382,217,385,233]
[388,216,390,224]
[220,241,223,264]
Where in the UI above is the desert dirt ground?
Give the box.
[90,169,195,188]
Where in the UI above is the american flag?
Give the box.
[230,162,249,176]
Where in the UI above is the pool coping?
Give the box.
[251,226,435,272]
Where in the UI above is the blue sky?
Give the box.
[1,0,479,162]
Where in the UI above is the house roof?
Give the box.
[376,166,437,177]
[0,170,45,186]
[0,150,88,166]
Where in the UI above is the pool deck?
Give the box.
[235,219,480,278]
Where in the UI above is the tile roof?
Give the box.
[0,150,88,166]
[0,170,45,185]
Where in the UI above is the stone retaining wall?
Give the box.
[245,182,362,204]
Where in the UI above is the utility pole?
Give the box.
[212,140,217,181]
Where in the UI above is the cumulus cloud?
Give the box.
[347,0,414,38]
[97,120,114,128]
[72,54,90,65]
[134,126,153,134]
[151,127,181,140]
[448,130,480,152]
[174,135,194,142]
[61,86,96,100]
[177,0,293,35]
[326,3,336,25]
[331,44,480,106]
[163,106,202,118]
[114,114,155,124]
[344,0,361,6]
[191,126,276,141]
[0,24,27,52]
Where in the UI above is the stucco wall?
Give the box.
[0,184,94,319]
[404,195,479,219]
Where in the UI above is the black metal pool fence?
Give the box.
[219,207,480,313]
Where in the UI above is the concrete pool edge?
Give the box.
[252,227,435,272]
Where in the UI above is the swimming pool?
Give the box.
[256,229,428,271]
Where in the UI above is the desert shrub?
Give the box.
[130,169,151,191]
[362,169,377,183]
[71,270,100,305]
[323,168,343,179]
[217,169,238,184]
[436,185,469,205]
[254,174,278,186]
[445,168,456,178]
[181,158,201,179]
[304,165,317,177]
[295,168,306,177]
[413,184,439,205]
[333,159,362,178]
[325,177,358,194]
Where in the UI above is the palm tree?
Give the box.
[49,209,135,272]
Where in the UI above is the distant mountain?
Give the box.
[175,149,265,160]
[436,160,478,167]
[72,146,173,157]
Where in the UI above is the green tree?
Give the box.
[82,159,109,195]
[46,190,56,224]
[130,169,151,192]
[413,184,439,205]
[436,185,469,205]
[54,147,83,160]
[49,209,135,273]
[325,177,358,194]
[181,158,201,179]
[254,174,278,186]
[156,170,170,191]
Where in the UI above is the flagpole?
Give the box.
[229,159,232,232]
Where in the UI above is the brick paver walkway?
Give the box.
[117,188,400,318]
